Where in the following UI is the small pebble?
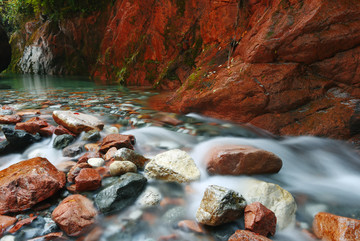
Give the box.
[109,161,137,176]
[88,158,105,167]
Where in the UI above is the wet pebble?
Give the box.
[53,134,74,149]
[88,158,105,167]
[109,161,137,176]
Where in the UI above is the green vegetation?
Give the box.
[0,0,108,32]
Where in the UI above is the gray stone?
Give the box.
[62,142,85,157]
[95,173,147,213]
[136,186,162,209]
[1,125,41,153]
[196,185,247,226]
[243,180,297,230]
[144,149,200,183]
[53,134,74,150]
[161,206,187,227]
[82,130,101,142]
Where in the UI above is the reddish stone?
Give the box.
[206,145,282,175]
[158,234,180,241]
[313,212,360,241]
[95,166,110,178]
[104,147,117,161]
[75,168,101,192]
[99,134,136,153]
[27,232,67,241]
[228,230,272,241]
[67,163,92,183]
[0,157,66,214]
[84,143,100,152]
[56,161,77,173]
[55,125,77,137]
[245,202,276,237]
[39,125,56,136]
[177,220,206,234]
[0,115,21,124]
[16,109,41,116]
[154,114,183,126]
[78,152,101,164]
[9,216,37,233]
[160,198,185,207]
[80,226,103,241]
[52,194,97,237]
[15,117,49,135]
[0,215,17,231]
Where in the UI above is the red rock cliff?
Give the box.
[12,0,360,140]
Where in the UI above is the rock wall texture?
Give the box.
[10,0,360,139]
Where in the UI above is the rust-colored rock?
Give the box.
[54,125,77,137]
[67,162,92,183]
[177,220,206,234]
[84,143,100,152]
[15,117,49,135]
[9,216,37,233]
[56,161,77,173]
[75,168,101,192]
[52,194,97,237]
[313,212,360,241]
[0,215,17,232]
[245,202,276,237]
[78,152,101,164]
[228,230,273,241]
[38,125,56,137]
[104,147,117,161]
[0,115,22,124]
[99,134,136,153]
[28,232,66,241]
[206,145,282,175]
[53,111,104,134]
[0,157,66,214]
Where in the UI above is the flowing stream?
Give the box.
[0,74,359,241]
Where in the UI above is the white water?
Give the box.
[1,125,359,240]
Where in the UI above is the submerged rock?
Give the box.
[245,202,276,237]
[99,134,136,153]
[206,145,282,175]
[114,148,148,168]
[136,186,162,209]
[62,142,85,157]
[196,185,246,226]
[228,230,273,241]
[52,111,104,134]
[145,149,200,183]
[95,173,147,213]
[0,157,66,214]
[313,212,360,241]
[52,194,97,237]
[53,134,74,150]
[243,180,296,230]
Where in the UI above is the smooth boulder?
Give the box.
[52,194,97,237]
[196,185,246,226]
[243,180,296,230]
[0,157,66,214]
[313,212,360,241]
[52,111,104,134]
[95,173,147,213]
[145,149,200,183]
[206,145,282,175]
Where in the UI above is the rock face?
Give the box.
[0,24,11,73]
[206,145,282,175]
[0,157,66,214]
[313,212,360,241]
[52,194,97,237]
[145,149,200,183]
[52,111,104,134]
[228,230,273,241]
[11,0,360,139]
[196,185,246,226]
[245,202,276,237]
[95,173,147,213]
[243,180,296,230]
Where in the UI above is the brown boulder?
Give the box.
[228,230,273,241]
[67,162,92,183]
[15,117,49,135]
[99,134,136,153]
[52,194,97,237]
[75,168,101,192]
[245,202,276,237]
[206,145,282,175]
[0,115,22,124]
[0,157,66,214]
[52,111,104,134]
[313,212,360,241]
